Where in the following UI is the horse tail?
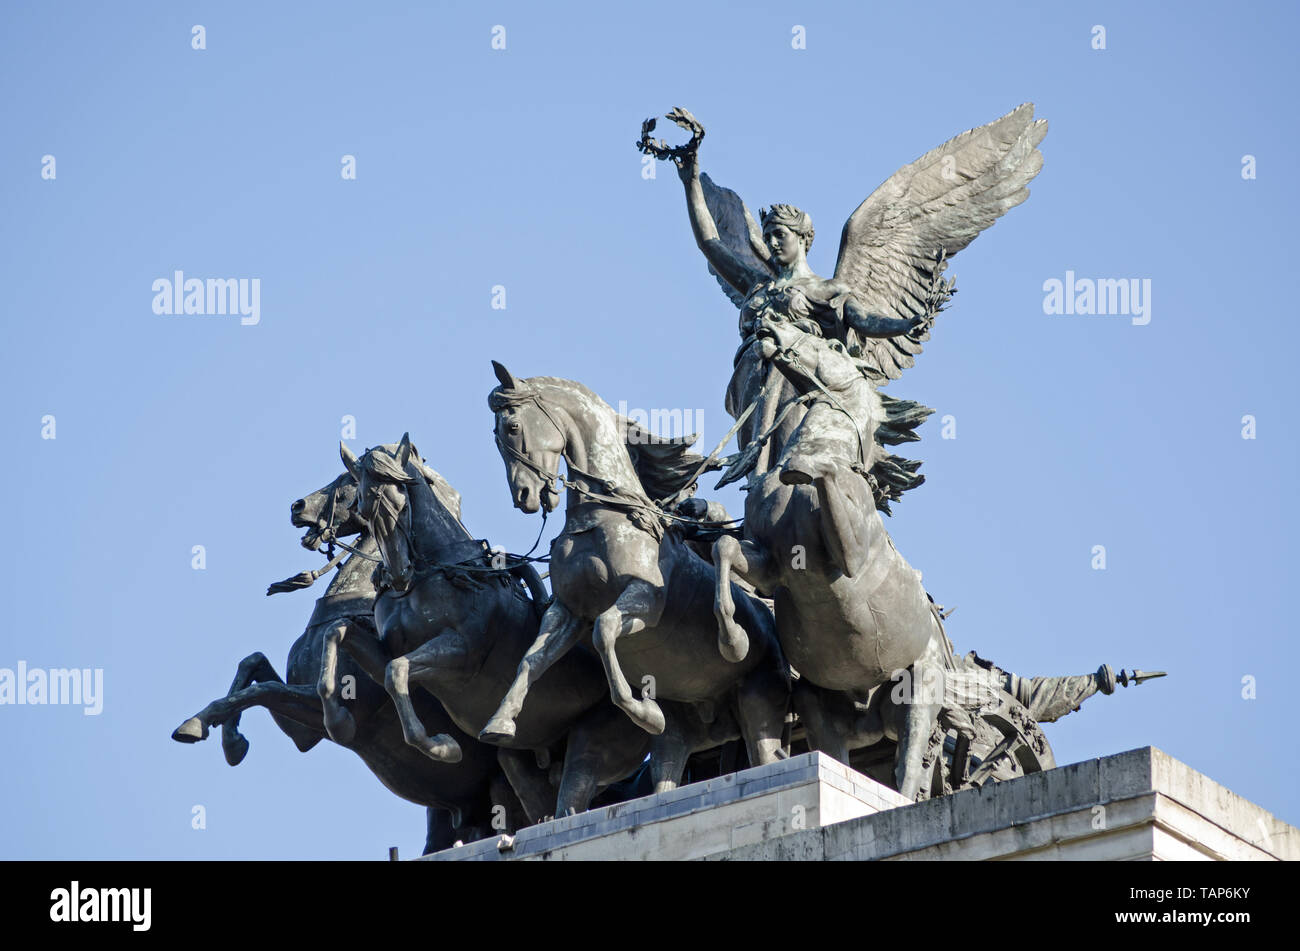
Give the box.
[870,394,935,513]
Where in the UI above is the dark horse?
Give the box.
[711,316,948,798]
[330,436,704,820]
[171,467,525,852]
[479,363,790,769]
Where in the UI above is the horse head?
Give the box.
[488,361,565,515]
[291,469,365,551]
[341,435,478,593]
[341,435,422,591]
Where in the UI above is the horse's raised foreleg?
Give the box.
[218,652,290,765]
[337,618,390,685]
[319,619,362,745]
[713,535,777,663]
[810,467,875,579]
[384,630,467,763]
[593,578,667,735]
[172,681,325,755]
[480,600,586,743]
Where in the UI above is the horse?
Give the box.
[709,315,948,798]
[171,468,526,852]
[332,436,717,820]
[480,362,791,770]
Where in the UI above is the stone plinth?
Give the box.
[422,746,1297,861]
[721,747,1296,861]
[422,751,909,861]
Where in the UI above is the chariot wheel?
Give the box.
[916,691,1055,799]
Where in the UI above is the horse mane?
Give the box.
[360,443,463,520]
[524,377,709,505]
[618,417,713,504]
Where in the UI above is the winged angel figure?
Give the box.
[639,105,1047,797]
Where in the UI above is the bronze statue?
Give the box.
[480,365,791,769]
[334,435,765,819]
[639,104,1159,797]
[170,104,1165,854]
[171,466,528,852]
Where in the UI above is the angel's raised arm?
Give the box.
[680,162,770,301]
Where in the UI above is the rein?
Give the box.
[493,391,745,535]
[772,346,871,467]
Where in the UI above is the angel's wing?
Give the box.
[700,172,774,307]
[834,103,1047,381]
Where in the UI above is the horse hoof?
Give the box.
[424,734,463,763]
[633,700,666,736]
[172,717,208,743]
[479,717,517,743]
[719,625,751,663]
[222,733,250,766]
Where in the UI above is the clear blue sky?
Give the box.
[2,1,1296,859]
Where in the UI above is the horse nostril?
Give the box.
[291,499,305,514]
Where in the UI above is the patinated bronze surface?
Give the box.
[172,104,1162,850]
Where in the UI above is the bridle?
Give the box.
[492,388,744,533]
[765,333,871,468]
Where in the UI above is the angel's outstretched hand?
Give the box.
[675,146,699,184]
[907,315,933,341]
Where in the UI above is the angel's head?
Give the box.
[761,204,814,268]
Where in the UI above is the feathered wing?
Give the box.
[834,103,1048,382]
[700,172,774,307]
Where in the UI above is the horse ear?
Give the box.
[397,432,412,468]
[492,360,521,391]
[340,441,361,479]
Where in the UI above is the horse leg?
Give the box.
[735,662,791,768]
[318,619,360,745]
[423,808,456,855]
[337,620,390,685]
[810,468,874,579]
[647,712,691,794]
[713,535,777,663]
[792,680,852,766]
[497,748,556,826]
[219,652,295,765]
[384,631,467,763]
[592,578,667,735]
[489,772,528,835]
[555,704,652,816]
[173,681,325,754]
[893,655,944,800]
[480,600,586,742]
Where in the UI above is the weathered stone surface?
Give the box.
[717,748,1297,861]
[424,747,1297,861]
[421,752,909,862]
